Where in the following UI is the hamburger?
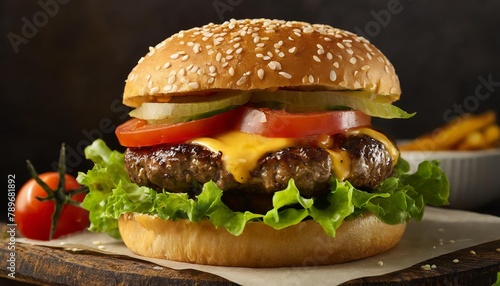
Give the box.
[79,19,450,267]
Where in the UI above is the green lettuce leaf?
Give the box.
[78,139,449,239]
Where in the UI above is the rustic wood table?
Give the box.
[1,199,500,285]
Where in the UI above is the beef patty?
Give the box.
[124,134,395,199]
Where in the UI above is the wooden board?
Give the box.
[1,229,499,286]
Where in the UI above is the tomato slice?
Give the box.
[235,107,371,138]
[116,108,242,147]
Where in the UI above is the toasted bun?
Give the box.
[118,212,406,267]
[123,19,401,107]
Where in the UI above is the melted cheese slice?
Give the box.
[189,128,399,184]
[190,131,295,183]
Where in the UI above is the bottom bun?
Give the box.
[118,212,406,267]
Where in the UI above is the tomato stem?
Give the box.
[26,143,89,240]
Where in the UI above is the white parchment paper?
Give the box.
[18,207,500,286]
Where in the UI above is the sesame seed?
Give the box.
[354,71,358,76]
[346,49,354,55]
[193,43,201,53]
[138,57,145,64]
[361,65,370,71]
[301,75,308,84]
[163,85,172,91]
[317,49,325,55]
[207,78,215,84]
[278,71,292,79]
[150,87,159,93]
[209,66,216,73]
[268,61,282,70]
[163,62,171,69]
[263,56,271,61]
[294,31,301,37]
[350,57,357,64]
[257,68,264,80]
[329,70,337,81]
[216,52,222,62]
[170,53,179,60]
[171,84,178,92]
[278,52,285,58]
[178,68,186,76]
[313,55,321,62]
[324,37,331,41]
[253,36,260,43]
[385,65,390,73]
[181,54,189,61]
[228,67,235,76]
[190,65,199,73]
[336,42,345,49]
[256,43,265,48]
[333,62,340,68]
[236,47,243,54]
[226,49,234,55]
[146,74,151,81]
[302,26,314,34]
[288,47,297,53]
[221,62,228,67]
[327,52,333,60]
[308,75,314,83]
[316,44,323,50]
[353,81,362,89]
[236,76,247,86]
[167,75,176,84]
[366,53,373,60]
[188,82,199,89]
[208,50,214,56]
[288,36,294,41]
[256,53,264,58]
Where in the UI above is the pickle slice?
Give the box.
[130,91,251,121]
[250,90,414,119]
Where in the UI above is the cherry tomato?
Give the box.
[234,107,372,138]
[115,107,242,147]
[15,173,89,240]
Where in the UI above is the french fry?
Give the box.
[456,124,500,150]
[399,111,497,151]
[483,124,500,148]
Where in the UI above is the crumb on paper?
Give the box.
[377,261,384,266]
[92,240,102,246]
[421,264,432,270]
[431,264,437,269]
[59,242,67,246]
[437,228,445,233]
[97,245,106,250]
[470,250,477,255]
[453,259,459,263]
[64,247,83,252]
[153,266,163,270]
[449,240,455,243]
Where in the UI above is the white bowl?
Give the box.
[400,148,500,210]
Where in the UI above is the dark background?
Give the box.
[2,0,500,222]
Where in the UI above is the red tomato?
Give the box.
[235,107,371,138]
[15,173,89,240]
[115,107,242,147]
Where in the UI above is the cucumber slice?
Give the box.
[130,91,251,121]
[250,90,414,119]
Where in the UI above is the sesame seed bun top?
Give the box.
[123,18,401,107]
